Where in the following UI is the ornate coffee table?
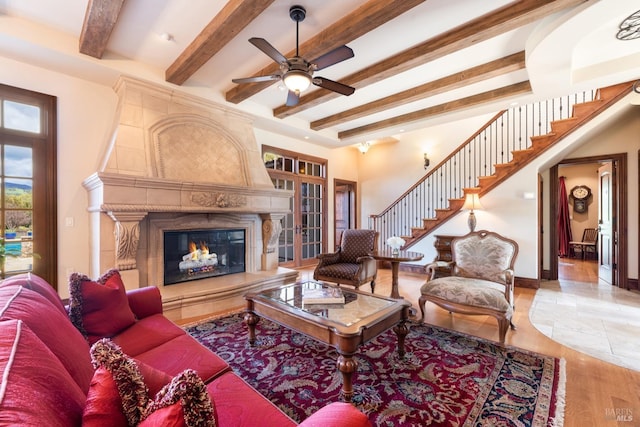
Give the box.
[244,281,412,401]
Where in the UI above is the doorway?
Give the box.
[549,153,628,289]
[333,179,357,250]
[263,145,328,268]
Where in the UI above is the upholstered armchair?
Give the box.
[418,230,519,344]
[313,229,378,292]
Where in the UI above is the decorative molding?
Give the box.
[260,214,283,254]
[149,114,250,186]
[107,212,147,270]
[190,192,247,208]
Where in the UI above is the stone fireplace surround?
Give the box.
[83,76,297,321]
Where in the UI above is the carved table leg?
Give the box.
[390,261,401,299]
[244,310,260,346]
[393,319,409,359]
[336,353,358,402]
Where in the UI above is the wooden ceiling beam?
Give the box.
[310,51,526,130]
[274,0,586,118]
[166,0,276,85]
[337,81,532,140]
[79,0,126,58]
[224,0,425,104]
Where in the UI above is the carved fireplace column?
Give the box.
[260,213,285,270]
[106,212,148,271]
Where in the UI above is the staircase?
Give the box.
[369,81,633,248]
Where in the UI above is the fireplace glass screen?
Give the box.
[163,228,245,285]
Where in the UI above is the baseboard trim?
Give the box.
[515,277,540,289]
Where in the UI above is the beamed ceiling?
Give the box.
[1,0,639,147]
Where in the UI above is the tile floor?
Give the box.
[529,275,640,371]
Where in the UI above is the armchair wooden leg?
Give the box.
[370,279,376,293]
[497,317,510,344]
[418,296,427,321]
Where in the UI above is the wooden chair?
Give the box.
[418,230,519,344]
[313,229,378,292]
[569,228,598,260]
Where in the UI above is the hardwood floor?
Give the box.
[180,264,640,427]
[558,256,599,282]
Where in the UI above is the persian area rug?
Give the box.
[186,313,565,427]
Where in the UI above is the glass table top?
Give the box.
[258,281,397,327]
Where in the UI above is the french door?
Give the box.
[0,84,57,286]
[263,146,327,268]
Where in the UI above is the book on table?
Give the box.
[302,286,345,305]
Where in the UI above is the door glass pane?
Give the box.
[3,100,41,134]
[5,146,33,177]
[272,177,295,263]
[5,178,32,208]
[301,181,323,261]
[1,145,34,276]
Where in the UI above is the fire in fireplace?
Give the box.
[163,228,245,285]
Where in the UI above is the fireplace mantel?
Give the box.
[82,76,297,319]
[83,172,292,215]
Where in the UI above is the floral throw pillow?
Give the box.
[84,339,217,427]
[68,269,137,344]
[140,370,217,427]
[84,339,150,426]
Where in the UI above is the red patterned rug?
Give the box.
[186,313,565,426]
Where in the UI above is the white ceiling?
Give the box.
[0,0,638,148]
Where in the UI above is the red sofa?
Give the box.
[0,272,371,427]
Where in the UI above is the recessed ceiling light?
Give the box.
[304,136,309,140]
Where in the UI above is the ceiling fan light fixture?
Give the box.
[283,70,311,93]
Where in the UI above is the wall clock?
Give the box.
[570,185,591,213]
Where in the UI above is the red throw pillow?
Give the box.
[84,339,216,427]
[83,366,130,427]
[84,339,149,426]
[68,269,137,344]
[140,370,217,427]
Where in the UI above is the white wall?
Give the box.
[358,115,493,218]
[0,56,118,297]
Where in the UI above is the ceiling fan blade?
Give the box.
[232,75,281,84]
[285,90,300,107]
[312,77,355,96]
[249,37,288,65]
[311,46,354,71]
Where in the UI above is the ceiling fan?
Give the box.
[232,5,356,107]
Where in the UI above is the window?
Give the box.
[0,84,57,286]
